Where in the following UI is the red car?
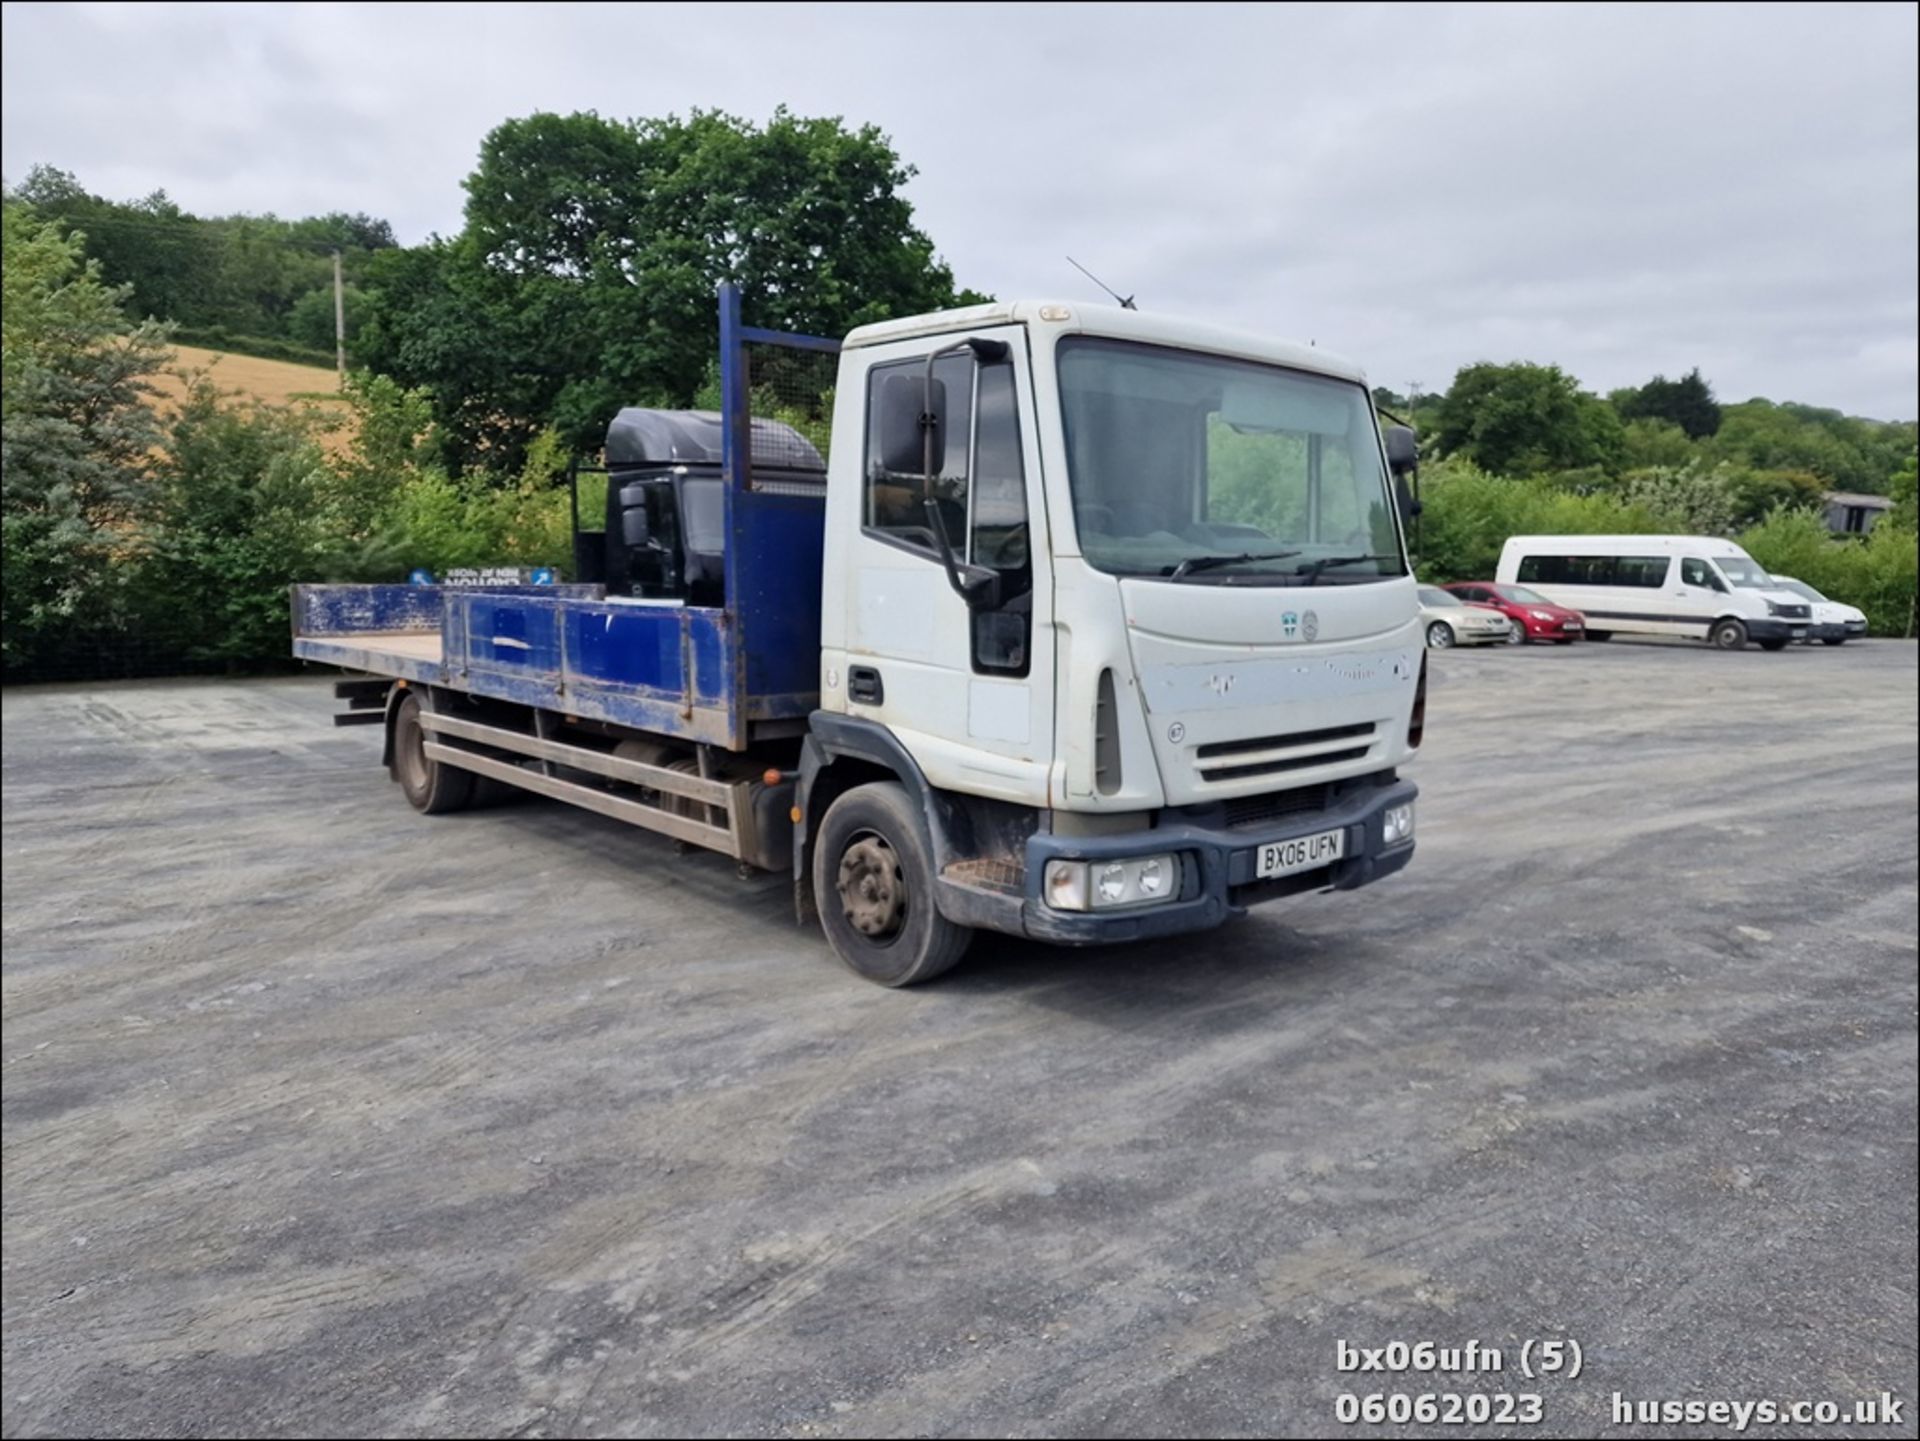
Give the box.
[1443,582,1586,644]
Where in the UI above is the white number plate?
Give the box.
[1256,827,1346,879]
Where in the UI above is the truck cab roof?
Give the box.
[843,300,1367,387]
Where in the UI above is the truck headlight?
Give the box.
[1043,855,1179,911]
[1383,803,1415,845]
[1765,600,1783,616]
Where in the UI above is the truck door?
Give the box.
[828,326,1053,808]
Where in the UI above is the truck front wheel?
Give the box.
[391,693,475,814]
[813,782,971,987]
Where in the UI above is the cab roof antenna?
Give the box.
[1067,256,1137,310]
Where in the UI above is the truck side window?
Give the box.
[969,363,1030,575]
[865,354,973,552]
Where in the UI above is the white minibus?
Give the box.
[1495,536,1811,650]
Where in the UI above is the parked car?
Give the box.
[1767,575,1867,644]
[1443,581,1586,645]
[1418,586,1512,648]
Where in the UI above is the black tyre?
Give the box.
[1426,622,1455,649]
[1758,638,1789,651]
[1586,630,1612,641]
[1709,619,1748,650]
[813,782,971,987]
[1504,622,1527,646]
[1821,636,1846,646]
[391,693,475,814]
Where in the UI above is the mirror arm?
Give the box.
[922,497,999,610]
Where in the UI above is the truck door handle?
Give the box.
[848,666,884,705]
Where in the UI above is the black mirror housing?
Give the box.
[879,371,944,476]
[1385,424,1419,476]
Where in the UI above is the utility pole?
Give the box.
[332,249,347,389]
[1408,381,1421,419]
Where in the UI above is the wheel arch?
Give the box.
[796,714,958,888]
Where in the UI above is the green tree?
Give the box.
[360,108,984,472]
[1621,417,1696,469]
[1706,399,1916,493]
[1413,456,1661,581]
[132,379,339,663]
[1616,368,1722,439]
[2,202,173,672]
[1887,453,1917,532]
[1433,362,1625,476]
[286,282,367,356]
[1621,465,1738,534]
[11,166,397,350]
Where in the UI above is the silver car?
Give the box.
[1419,586,1512,648]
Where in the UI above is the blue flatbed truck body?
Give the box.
[292,300,832,748]
[291,563,818,750]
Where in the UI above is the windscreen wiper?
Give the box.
[1290,553,1402,583]
[1165,550,1301,580]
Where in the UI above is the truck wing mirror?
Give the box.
[1385,424,1419,476]
[878,371,943,476]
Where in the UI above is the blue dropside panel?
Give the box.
[444,592,742,746]
[292,583,600,636]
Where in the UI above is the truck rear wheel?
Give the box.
[813,782,971,987]
[392,693,475,814]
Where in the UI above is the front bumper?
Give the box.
[1524,618,1584,639]
[1019,774,1418,945]
[1747,616,1810,642]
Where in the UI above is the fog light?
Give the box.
[1383,803,1415,844]
[1044,859,1090,911]
[1097,861,1128,904]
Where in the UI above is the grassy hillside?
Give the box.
[152,344,355,450]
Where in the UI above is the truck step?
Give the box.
[941,857,1024,896]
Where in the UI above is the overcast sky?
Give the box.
[4,2,1916,419]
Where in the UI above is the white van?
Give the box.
[1495,536,1812,650]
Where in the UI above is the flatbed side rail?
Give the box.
[417,709,752,860]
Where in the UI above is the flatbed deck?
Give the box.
[294,630,446,683]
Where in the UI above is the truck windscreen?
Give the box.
[1057,337,1404,582]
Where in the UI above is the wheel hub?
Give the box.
[838,835,906,939]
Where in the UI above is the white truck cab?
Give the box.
[803,300,1424,978]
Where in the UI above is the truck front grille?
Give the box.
[1193,722,1376,784]
[1224,783,1333,830]
[1195,722,1375,759]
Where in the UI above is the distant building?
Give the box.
[1823,491,1894,535]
